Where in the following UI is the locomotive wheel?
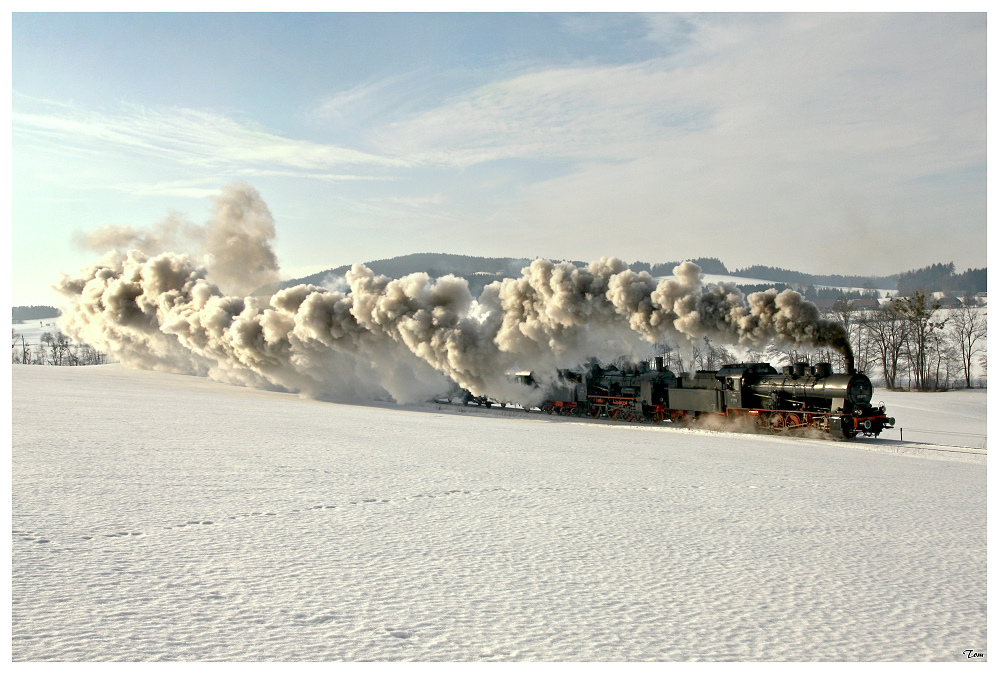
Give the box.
[590,407,601,418]
[767,413,786,434]
[785,413,803,435]
[543,403,554,415]
[651,412,664,425]
[569,406,581,417]
[609,409,620,421]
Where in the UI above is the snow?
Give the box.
[658,273,895,293]
[11,318,61,344]
[12,364,986,661]
[872,389,987,450]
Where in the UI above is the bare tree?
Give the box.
[764,342,809,368]
[41,332,62,366]
[852,311,878,376]
[864,300,907,389]
[820,298,877,374]
[895,292,945,391]
[926,327,958,390]
[13,329,110,367]
[952,296,987,388]
[656,338,704,373]
[703,338,734,370]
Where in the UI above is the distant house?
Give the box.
[813,298,879,312]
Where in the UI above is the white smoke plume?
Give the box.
[56,186,852,405]
[198,183,280,296]
[71,182,280,298]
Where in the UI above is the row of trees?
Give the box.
[11,330,112,366]
[823,292,986,390]
[653,292,986,391]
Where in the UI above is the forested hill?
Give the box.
[732,265,899,290]
[896,263,987,296]
[279,254,985,295]
[13,306,60,322]
[287,253,536,287]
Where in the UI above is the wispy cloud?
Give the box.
[370,63,704,168]
[313,76,409,121]
[13,95,409,179]
[368,13,983,184]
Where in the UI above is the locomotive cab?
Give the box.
[714,363,779,410]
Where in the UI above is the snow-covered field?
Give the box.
[873,388,987,451]
[12,318,61,343]
[12,365,986,661]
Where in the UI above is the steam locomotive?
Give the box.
[516,357,894,440]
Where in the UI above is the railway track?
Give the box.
[434,398,986,460]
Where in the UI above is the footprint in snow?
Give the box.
[386,628,413,639]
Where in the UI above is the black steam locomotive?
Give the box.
[532,357,894,440]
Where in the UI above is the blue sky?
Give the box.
[11,12,987,305]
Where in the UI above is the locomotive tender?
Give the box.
[535,357,894,440]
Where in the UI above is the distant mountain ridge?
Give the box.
[12,305,61,322]
[729,265,899,290]
[276,253,954,295]
[286,253,536,287]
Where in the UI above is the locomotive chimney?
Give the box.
[836,335,857,375]
[654,356,665,372]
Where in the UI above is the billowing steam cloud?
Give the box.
[71,182,280,297]
[56,184,852,404]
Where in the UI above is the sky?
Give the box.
[11,12,988,306]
